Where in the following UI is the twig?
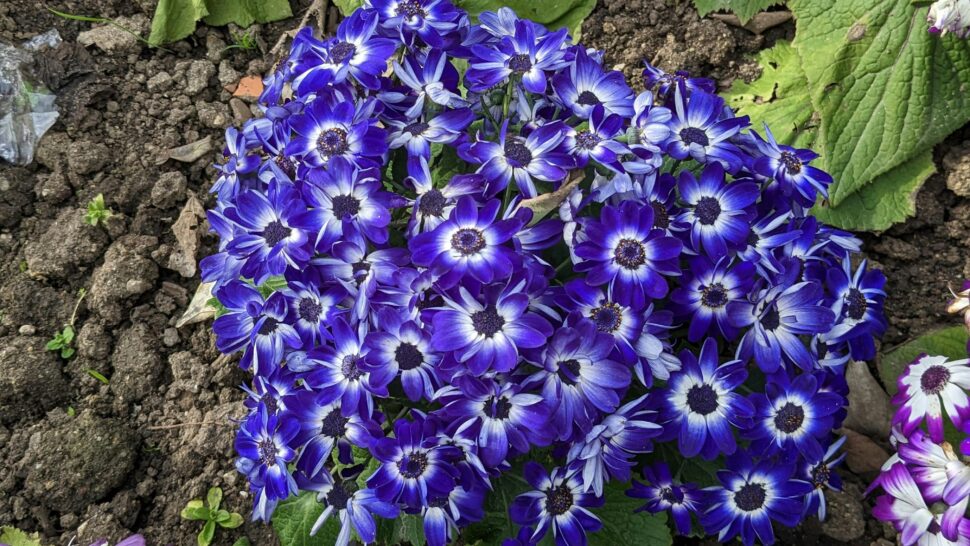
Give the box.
[270,0,328,56]
[147,421,231,431]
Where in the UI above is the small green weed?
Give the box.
[181,487,244,546]
[225,28,258,51]
[46,288,86,360]
[84,194,112,226]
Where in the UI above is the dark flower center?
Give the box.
[451,228,486,256]
[395,342,424,371]
[325,483,352,510]
[679,127,710,147]
[298,297,323,322]
[258,317,280,336]
[261,394,279,414]
[590,302,623,333]
[811,464,830,489]
[659,487,683,504]
[317,127,349,156]
[694,196,722,225]
[504,140,533,167]
[576,90,601,106]
[352,261,371,286]
[257,438,278,466]
[398,451,429,478]
[395,0,426,19]
[545,484,574,515]
[275,154,296,177]
[747,231,760,247]
[418,189,446,217]
[331,194,361,218]
[508,53,533,73]
[761,306,781,331]
[845,288,867,320]
[471,306,505,337]
[321,408,350,438]
[921,365,951,395]
[780,151,802,174]
[650,201,669,229]
[330,41,357,64]
[558,359,582,385]
[773,402,805,433]
[575,130,601,150]
[341,354,364,380]
[700,283,728,308]
[734,483,766,512]
[262,220,292,246]
[428,496,449,509]
[482,395,513,419]
[686,384,719,415]
[404,121,429,136]
[613,238,646,270]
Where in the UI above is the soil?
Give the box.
[0,0,965,545]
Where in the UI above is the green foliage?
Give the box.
[587,481,672,546]
[257,275,290,298]
[85,368,110,384]
[272,492,342,546]
[226,28,259,51]
[878,326,970,396]
[46,324,76,359]
[84,193,112,226]
[0,527,42,546]
[148,0,292,46]
[181,487,245,546]
[693,0,785,23]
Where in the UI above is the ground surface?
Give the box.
[0,0,967,545]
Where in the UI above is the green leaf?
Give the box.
[454,0,596,38]
[181,500,210,521]
[45,337,63,350]
[332,0,366,15]
[257,275,289,298]
[61,347,75,359]
[878,326,969,396]
[722,41,817,149]
[203,0,293,28]
[207,487,223,511]
[0,526,43,546]
[587,481,672,546]
[85,368,110,385]
[693,0,785,23]
[220,512,244,529]
[232,539,252,546]
[462,472,530,544]
[62,325,74,343]
[272,492,341,546]
[390,514,426,546]
[148,0,208,46]
[199,520,216,546]
[789,0,970,206]
[810,150,935,231]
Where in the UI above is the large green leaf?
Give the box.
[272,492,341,546]
[148,0,208,46]
[789,0,970,206]
[878,326,969,396]
[456,0,595,38]
[462,472,529,544]
[587,481,671,546]
[810,150,935,232]
[0,527,42,546]
[722,40,817,149]
[203,0,292,27]
[693,0,785,24]
[332,0,366,15]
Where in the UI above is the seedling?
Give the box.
[225,28,258,51]
[181,487,244,546]
[84,194,112,226]
[46,288,86,359]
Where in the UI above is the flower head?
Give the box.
[511,463,604,546]
[893,354,970,443]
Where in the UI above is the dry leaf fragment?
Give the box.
[157,136,213,165]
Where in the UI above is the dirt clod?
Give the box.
[24,208,110,280]
[0,336,69,425]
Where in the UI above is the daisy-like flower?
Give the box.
[745,372,845,461]
[670,256,755,342]
[466,19,569,94]
[634,303,682,387]
[211,126,261,200]
[404,158,484,237]
[553,47,634,119]
[468,120,574,198]
[737,212,801,277]
[897,429,970,506]
[574,200,683,309]
[370,0,462,48]
[660,338,754,459]
[750,125,833,207]
[676,163,759,258]
[234,407,300,505]
[701,450,812,546]
[281,274,347,347]
[872,462,970,546]
[385,107,474,160]
[213,284,301,375]
[563,104,630,171]
[892,354,970,443]
[311,238,409,322]
[422,483,487,546]
[631,91,673,149]
[801,436,847,521]
[928,0,970,38]
[430,279,553,374]
[627,462,703,536]
[363,308,440,402]
[558,279,643,364]
[511,463,604,546]
[642,61,715,98]
[409,196,522,288]
[290,391,381,474]
[664,83,749,172]
[304,318,388,418]
[825,256,888,361]
[392,50,468,119]
[298,472,399,544]
[285,98,387,169]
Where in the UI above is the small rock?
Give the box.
[162,327,180,347]
[218,59,240,87]
[125,279,153,295]
[18,324,35,335]
[77,321,112,360]
[843,361,893,438]
[67,139,111,175]
[36,172,72,203]
[76,14,148,54]
[24,208,110,280]
[943,141,970,197]
[185,59,216,96]
[35,131,71,172]
[821,483,866,542]
[842,427,890,477]
[151,171,187,209]
[168,196,206,278]
[88,235,160,324]
[206,33,228,63]
[196,100,231,128]
[146,71,174,93]
[0,336,69,424]
[230,97,252,123]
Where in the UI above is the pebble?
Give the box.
[196,100,231,129]
[230,97,252,123]
[162,327,180,347]
[146,71,174,93]
[18,325,35,335]
[151,172,187,209]
[218,60,240,87]
[185,60,216,96]
[126,279,153,295]
[820,484,866,542]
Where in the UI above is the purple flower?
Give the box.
[391,49,468,118]
[676,163,759,258]
[825,256,887,361]
[510,463,603,546]
[304,318,389,418]
[213,283,301,374]
[405,158,485,237]
[872,462,969,545]
[802,436,847,521]
[363,308,440,401]
[298,472,399,545]
[370,0,462,47]
[234,407,299,508]
[664,84,749,172]
[751,125,833,207]
[627,462,703,536]
[468,120,574,198]
[285,98,387,169]
[211,127,261,200]
[892,354,970,444]
[553,48,634,119]
[291,391,381,473]
[466,20,569,93]
[642,61,715,98]
[670,256,755,342]
[564,104,630,171]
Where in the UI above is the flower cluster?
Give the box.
[928,0,970,37]
[870,281,970,546]
[204,2,887,545]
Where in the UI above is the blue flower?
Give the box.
[466,20,569,93]
[286,98,387,169]
[298,472,399,545]
[553,48,634,119]
[404,158,485,237]
[468,120,574,198]
[363,308,440,401]
[290,391,381,474]
[392,50,468,118]
[751,125,833,207]
[670,256,755,342]
[510,463,603,546]
[234,407,300,510]
[311,238,409,322]
[701,450,812,546]
[660,338,754,459]
[676,163,759,258]
[627,462,703,536]
[281,275,347,347]
[213,283,301,374]
[745,372,845,461]
[642,62,715,98]
[737,212,801,277]
[370,0,462,47]
[430,279,553,374]
[664,84,749,172]
[422,483,487,546]
[801,436,847,521]
[409,196,522,289]
[824,256,887,361]
[564,104,630,171]
[386,107,474,160]
[558,279,644,364]
[574,200,683,309]
[730,280,836,373]
[631,91,673,148]
[304,318,389,417]
[211,127,261,200]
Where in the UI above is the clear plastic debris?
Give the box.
[0,29,61,165]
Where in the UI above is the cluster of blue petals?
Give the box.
[204,2,889,545]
